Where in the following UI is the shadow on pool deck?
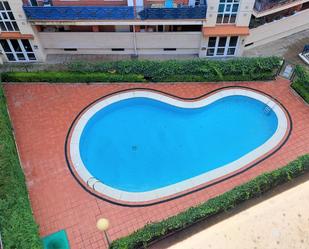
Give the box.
[243,29,309,70]
[150,172,309,249]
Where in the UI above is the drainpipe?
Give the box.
[0,231,3,249]
[133,25,138,57]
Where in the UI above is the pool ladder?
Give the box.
[264,101,275,115]
[87,177,101,191]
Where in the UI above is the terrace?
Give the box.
[23,3,207,21]
[1,57,309,249]
[253,0,307,17]
[3,77,309,248]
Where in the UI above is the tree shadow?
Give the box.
[150,172,309,249]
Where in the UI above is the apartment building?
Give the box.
[0,0,308,63]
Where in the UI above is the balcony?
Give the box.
[253,0,306,16]
[23,5,207,21]
[246,8,309,48]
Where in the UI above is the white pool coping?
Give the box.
[68,89,289,203]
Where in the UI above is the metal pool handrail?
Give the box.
[87,176,102,191]
[264,100,276,115]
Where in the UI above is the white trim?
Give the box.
[216,0,239,24]
[206,36,239,57]
[69,89,288,203]
[0,39,37,62]
[30,20,204,26]
[0,1,19,32]
[298,52,309,65]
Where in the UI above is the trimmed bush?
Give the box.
[67,57,281,82]
[110,154,309,249]
[0,85,43,249]
[1,71,145,83]
[291,65,309,103]
[1,57,281,83]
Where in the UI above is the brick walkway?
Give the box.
[4,78,309,249]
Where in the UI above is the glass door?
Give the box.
[206,36,238,57]
[0,39,36,62]
[29,0,38,6]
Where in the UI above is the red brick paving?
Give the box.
[3,77,309,249]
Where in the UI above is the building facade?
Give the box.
[0,0,308,63]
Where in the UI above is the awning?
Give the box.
[203,25,249,37]
[0,32,34,40]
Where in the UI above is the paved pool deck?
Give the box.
[3,77,309,249]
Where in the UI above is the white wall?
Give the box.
[205,0,220,27]
[236,0,255,26]
[0,0,46,62]
[205,0,255,27]
[245,8,309,49]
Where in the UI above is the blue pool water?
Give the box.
[79,96,278,192]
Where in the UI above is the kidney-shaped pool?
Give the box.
[67,88,289,204]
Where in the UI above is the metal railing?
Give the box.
[23,4,207,21]
[87,176,101,191]
[254,0,301,12]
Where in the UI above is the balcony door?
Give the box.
[28,0,38,6]
[0,39,36,62]
[206,36,238,57]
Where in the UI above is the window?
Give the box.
[0,39,36,62]
[0,1,19,31]
[63,48,78,51]
[216,0,239,24]
[28,0,38,6]
[206,36,238,57]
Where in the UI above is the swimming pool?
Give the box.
[67,88,288,204]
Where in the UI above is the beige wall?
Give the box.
[245,8,309,49]
[39,33,135,49]
[135,32,201,49]
[38,32,201,55]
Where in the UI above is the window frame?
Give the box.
[0,1,19,32]
[205,36,239,57]
[0,39,37,62]
[216,0,240,24]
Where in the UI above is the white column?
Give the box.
[189,0,196,7]
[236,0,255,26]
[136,0,144,7]
[9,0,46,62]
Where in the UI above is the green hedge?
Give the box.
[0,85,43,249]
[291,65,309,103]
[68,57,281,82]
[110,154,309,249]
[1,72,145,83]
[1,57,281,83]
